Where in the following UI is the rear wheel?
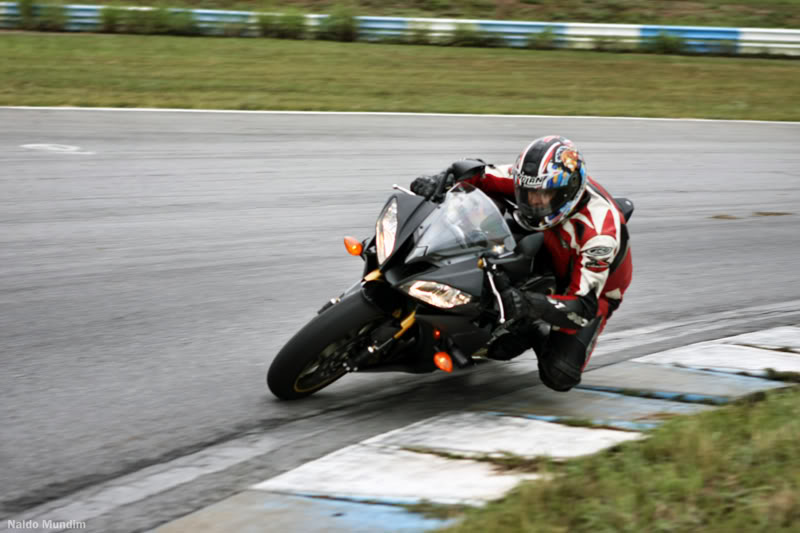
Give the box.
[267,292,386,400]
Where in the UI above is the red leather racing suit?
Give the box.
[463,164,633,390]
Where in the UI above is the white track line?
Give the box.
[1,106,799,125]
[594,299,800,358]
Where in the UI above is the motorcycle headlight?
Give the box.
[376,198,398,264]
[402,280,473,309]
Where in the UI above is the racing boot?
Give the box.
[487,320,550,361]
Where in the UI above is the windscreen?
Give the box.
[406,182,516,262]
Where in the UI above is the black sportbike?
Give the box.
[267,181,633,400]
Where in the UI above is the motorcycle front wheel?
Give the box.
[266,291,386,400]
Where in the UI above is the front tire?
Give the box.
[267,291,386,400]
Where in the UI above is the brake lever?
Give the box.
[392,184,417,196]
[480,257,506,324]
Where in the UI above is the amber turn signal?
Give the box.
[433,351,453,373]
[344,236,363,256]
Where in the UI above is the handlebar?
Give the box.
[392,184,417,196]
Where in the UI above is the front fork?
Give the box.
[343,309,417,372]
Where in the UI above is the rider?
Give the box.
[409,136,633,392]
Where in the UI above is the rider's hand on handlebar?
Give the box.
[410,174,439,199]
[500,287,543,325]
[410,171,453,203]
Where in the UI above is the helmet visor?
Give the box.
[525,189,558,218]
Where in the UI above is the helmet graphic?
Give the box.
[512,136,588,230]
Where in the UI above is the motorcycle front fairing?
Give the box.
[337,191,434,304]
[385,184,518,361]
[337,184,519,373]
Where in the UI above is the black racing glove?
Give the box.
[500,287,544,326]
[503,287,597,330]
[410,159,487,202]
[410,171,452,202]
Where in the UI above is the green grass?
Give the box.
[438,386,800,533]
[1,33,799,120]
[95,0,800,29]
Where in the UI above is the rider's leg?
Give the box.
[536,315,606,392]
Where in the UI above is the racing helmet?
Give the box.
[512,136,588,230]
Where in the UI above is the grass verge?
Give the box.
[438,386,800,533]
[1,33,799,121]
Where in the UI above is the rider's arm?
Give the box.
[410,160,515,201]
[527,291,598,330]
[461,164,515,197]
[506,213,622,331]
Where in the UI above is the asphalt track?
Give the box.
[1,108,799,530]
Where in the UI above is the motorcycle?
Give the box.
[267,178,633,400]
